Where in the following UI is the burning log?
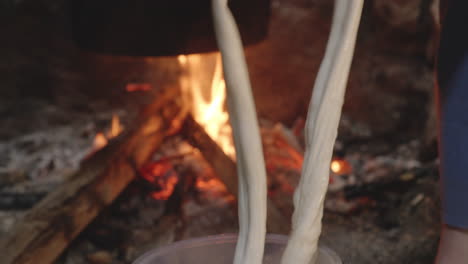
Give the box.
[182,115,289,234]
[0,89,187,264]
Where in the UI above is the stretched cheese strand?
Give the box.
[211,0,267,264]
[281,1,364,263]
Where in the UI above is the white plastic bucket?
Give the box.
[133,234,342,264]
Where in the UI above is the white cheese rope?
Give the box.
[211,0,267,264]
[281,1,364,264]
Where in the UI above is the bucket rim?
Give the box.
[133,233,342,264]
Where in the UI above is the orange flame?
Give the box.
[91,115,124,152]
[178,54,235,157]
[108,114,123,138]
[92,132,108,151]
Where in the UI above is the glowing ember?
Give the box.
[331,160,342,173]
[264,129,304,172]
[151,174,178,200]
[140,161,179,200]
[177,54,235,158]
[196,177,227,193]
[330,159,352,175]
[126,83,152,92]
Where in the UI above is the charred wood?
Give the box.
[0,89,187,264]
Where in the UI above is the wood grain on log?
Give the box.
[0,89,187,264]
[182,115,289,234]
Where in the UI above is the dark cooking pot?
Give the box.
[71,0,271,56]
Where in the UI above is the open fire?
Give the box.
[132,53,356,203]
[88,53,351,201]
[177,53,235,158]
[86,53,238,201]
[125,53,237,201]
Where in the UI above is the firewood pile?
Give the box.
[0,87,440,264]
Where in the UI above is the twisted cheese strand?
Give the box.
[281,1,364,263]
[211,0,268,263]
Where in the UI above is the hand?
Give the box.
[435,225,468,264]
